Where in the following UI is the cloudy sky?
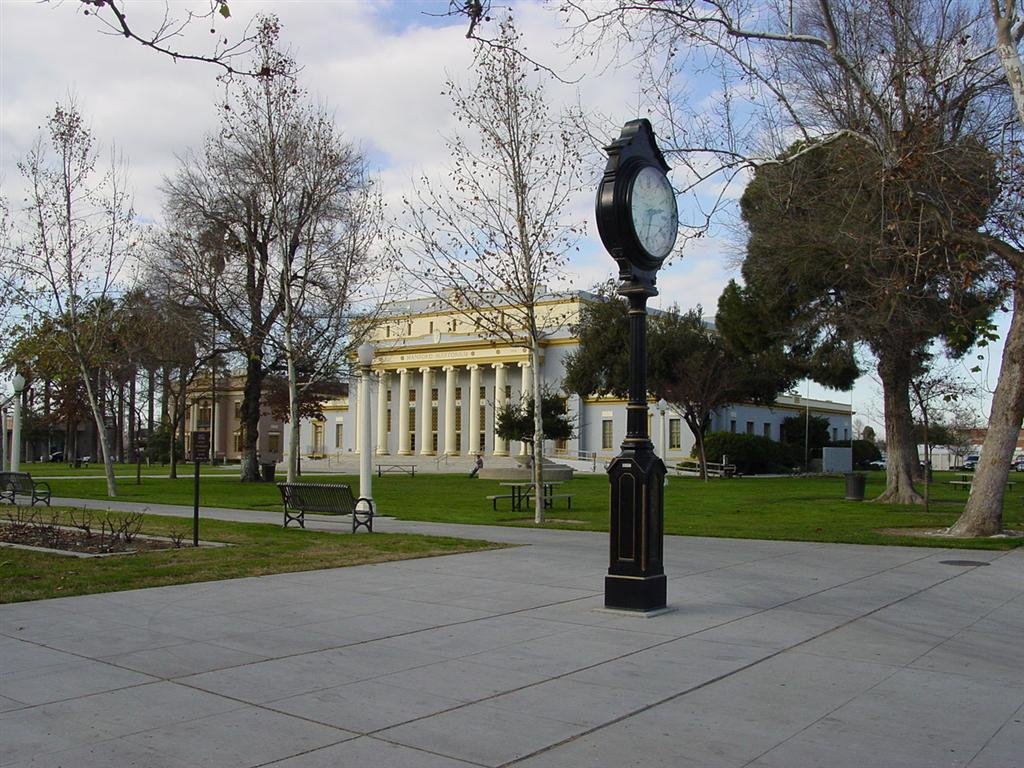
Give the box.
[1,0,1008,432]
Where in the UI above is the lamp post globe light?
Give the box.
[357,342,375,507]
[11,374,26,473]
[595,119,678,612]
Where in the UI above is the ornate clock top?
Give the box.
[595,119,678,293]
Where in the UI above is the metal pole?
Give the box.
[193,458,200,547]
[804,401,810,472]
[359,363,373,504]
[605,287,666,612]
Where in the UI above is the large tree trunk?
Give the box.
[168,387,180,479]
[240,353,265,482]
[147,368,155,433]
[873,349,923,504]
[78,360,118,497]
[683,411,708,480]
[948,282,1024,536]
[286,352,300,484]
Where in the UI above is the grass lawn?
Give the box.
[38,469,1024,550]
[0,507,502,603]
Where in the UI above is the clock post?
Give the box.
[595,120,677,612]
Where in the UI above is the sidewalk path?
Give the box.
[2,498,1021,767]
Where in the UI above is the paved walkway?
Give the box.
[2,499,1022,767]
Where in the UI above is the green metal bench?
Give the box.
[277,482,374,532]
[0,472,52,507]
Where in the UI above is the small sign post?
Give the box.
[191,431,210,547]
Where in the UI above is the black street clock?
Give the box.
[596,119,678,289]
[596,119,675,613]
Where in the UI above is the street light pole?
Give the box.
[657,399,668,461]
[11,374,26,473]
[357,342,375,508]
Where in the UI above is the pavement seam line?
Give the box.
[499,557,1009,767]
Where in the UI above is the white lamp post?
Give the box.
[357,343,374,507]
[11,374,26,473]
[657,398,668,460]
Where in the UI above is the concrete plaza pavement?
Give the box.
[2,498,1022,767]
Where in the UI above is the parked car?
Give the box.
[962,454,980,471]
[1011,456,1024,472]
[47,451,64,462]
[867,459,887,470]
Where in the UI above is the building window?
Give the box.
[387,389,392,402]
[505,385,512,401]
[832,427,838,441]
[843,428,849,441]
[197,402,212,429]
[455,386,462,401]
[480,406,486,450]
[267,433,281,454]
[233,401,242,419]
[386,325,391,338]
[479,386,486,400]
[431,387,439,402]
[386,409,392,432]
[669,419,681,449]
[746,421,754,435]
[233,431,243,453]
[429,321,434,333]
[763,422,771,439]
[335,422,343,448]
[409,389,416,402]
[602,419,614,450]
[555,437,568,453]
[730,419,737,434]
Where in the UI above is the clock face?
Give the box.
[628,165,678,261]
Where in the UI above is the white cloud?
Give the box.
[1,0,1005,426]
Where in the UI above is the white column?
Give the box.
[358,365,372,502]
[419,367,434,455]
[397,369,411,455]
[353,381,361,453]
[467,364,481,455]
[493,363,508,457]
[10,379,24,472]
[376,371,389,455]
[518,361,532,456]
[444,366,458,455]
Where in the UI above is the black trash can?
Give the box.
[844,472,866,500]
[260,462,277,482]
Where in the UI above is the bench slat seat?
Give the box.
[277,482,374,532]
[0,472,51,507]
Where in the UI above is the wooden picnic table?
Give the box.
[489,481,571,511]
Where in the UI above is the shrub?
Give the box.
[697,431,796,474]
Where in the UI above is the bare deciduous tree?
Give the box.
[397,15,585,524]
[158,21,378,482]
[10,99,138,497]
